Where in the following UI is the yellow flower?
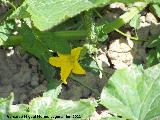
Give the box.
[49,47,86,84]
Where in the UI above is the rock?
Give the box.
[0,77,11,85]
[107,39,134,69]
[31,80,39,87]
[110,2,127,11]
[134,46,146,64]
[12,63,32,87]
[140,16,146,23]
[6,49,14,57]
[31,74,39,87]
[0,5,8,15]
[150,23,160,36]
[21,53,29,60]
[68,85,82,100]
[32,74,39,82]
[31,66,37,72]
[137,22,150,40]
[29,57,38,66]
[19,94,27,103]
[146,12,157,24]
[82,87,91,98]
[31,84,47,94]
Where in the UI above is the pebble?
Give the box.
[146,12,158,24]
[31,84,47,94]
[19,94,28,103]
[150,23,160,36]
[29,57,38,66]
[137,22,150,40]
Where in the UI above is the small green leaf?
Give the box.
[150,4,160,18]
[0,23,14,45]
[100,64,160,120]
[129,14,141,29]
[43,85,62,98]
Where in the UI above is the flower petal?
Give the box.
[49,57,62,67]
[71,47,82,60]
[72,61,86,74]
[60,65,73,84]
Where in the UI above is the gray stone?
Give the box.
[29,57,38,66]
[31,84,47,94]
[12,64,32,87]
[150,23,160,36]
[137,22,150,40]
[31,80,39,87]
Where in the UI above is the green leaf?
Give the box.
[43,85,62,98]
[0,93,14,120]
[39,57,61,90]
[38,31,71,54]
[0,23,14,45]
[29,98,95,120]
[13,0,143,31]
[129,14,141,29]
[24,0,112,31]
[146,50,159,67]
[9,1,30,19]
[6,88,95,120]
[147,35,160,48]
[19,23,50,58]
[150,4,160,18]
[101,116,125,120]
[100,64,160,120]
[97,6,145,36]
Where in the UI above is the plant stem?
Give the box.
[6,1,16,10]
[4,30,87,46]
[114,28,138,40]
[97,6,145,34]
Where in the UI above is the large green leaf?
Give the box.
[100,64,160,120]
[0,93,14,120]
[8,87,96,120]
[10,0,147,31]
[19,23,51,58]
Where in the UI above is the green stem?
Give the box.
[83,10,97,43]
[4,30,87,46]
[97,6,145,34]
[6,1,16,10]
[40,30,87,40]
[114,28,138,40]
[84,65,114,75]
